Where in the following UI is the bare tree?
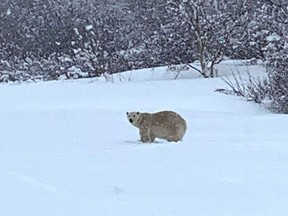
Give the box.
[171,0,251,78]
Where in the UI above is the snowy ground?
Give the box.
[1,61,288,216]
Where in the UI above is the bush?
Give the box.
[267,52,288,113]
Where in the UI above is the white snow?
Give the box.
[266,33,281,42]
[1,61,288,216]
[6,8,11,16]
[74,28,80,35]
[85,25,93,31]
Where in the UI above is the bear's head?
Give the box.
[126,112,140,127]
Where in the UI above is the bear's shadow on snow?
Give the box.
[125,140,165,144]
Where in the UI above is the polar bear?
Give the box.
[126,111,187,143]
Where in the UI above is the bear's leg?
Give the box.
[167,135,180,142]
[140,135,150,143]
[139,129,149,142]
[140,128,154,143]
[150,133,156,142]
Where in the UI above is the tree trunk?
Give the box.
[199,39,209,78]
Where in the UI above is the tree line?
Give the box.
[0,0,285,80]
[0,0,287,113]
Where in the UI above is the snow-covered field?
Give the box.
[1,61,288,216]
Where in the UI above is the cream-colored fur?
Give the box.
[126,111,187,143]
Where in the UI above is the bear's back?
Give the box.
[152,111,184,124]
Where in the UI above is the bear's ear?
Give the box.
[136,112,140,115]
[126,112,129,115]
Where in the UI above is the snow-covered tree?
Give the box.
[0,0,286,83]
[225,1,288,113]
[169,0,252,78]
[264,1,288,113]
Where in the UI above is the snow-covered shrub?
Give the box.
[222,49,288,114]
[222,1,288,113]
[0,59,35,82]
[266,49,288,113]
[167,64,190,79]
[223,51,287,114]
[253,1,287,113]
[221,69,271,103]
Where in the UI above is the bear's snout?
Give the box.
[129,119,133,123]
